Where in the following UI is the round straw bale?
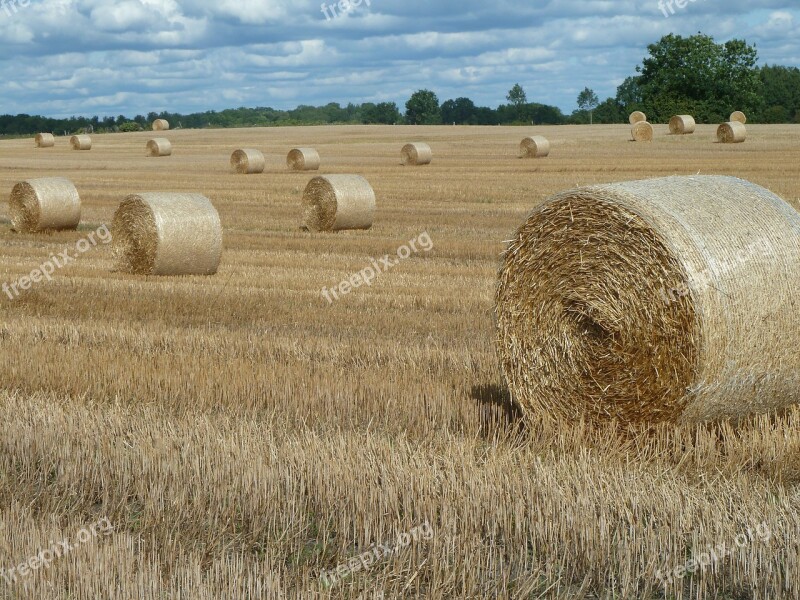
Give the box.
[111,193,222,276]
[70,135,92,150]
[9,177,81,233]
[146,138,172,157]
[631,121,654,142]
[717,121,746,143]
[730,111,747,124]
[496,175,800,425]
[301,175,375,232]
[152,119,170,131]
[287,148,321,171]
[519,136,551,158]
[629,111,647,124]
[35,133,55,148]
[231,149,266,174]
[400,142,432,166]
[669,115,696,135]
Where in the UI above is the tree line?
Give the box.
[0,33,797,136]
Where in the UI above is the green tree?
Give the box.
[506,84,527,107]
[576,87,600,124]
[405,90,441,125]
[757,65,800,123]
[635,34,761,122]
[441,97,476,124]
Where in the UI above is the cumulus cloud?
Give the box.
[0,0,796,116]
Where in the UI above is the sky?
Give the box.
[0,0,798,118]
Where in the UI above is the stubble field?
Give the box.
[0,124,799,599]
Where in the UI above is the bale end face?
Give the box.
[629,111,647,125]
[519,136,551,158]
[231,149,266,174]
[301,174,375,232]
[400,143,432,166]
[730,111,747,124]
[631,121,654,142]
[9,177,81,233]
[287,148,321,171]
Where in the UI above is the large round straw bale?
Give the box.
[111,193,222,276]
[152,119,170,131]
[9,177,81,233]
[231,149,266,174]
[519,136,551,158]
[730,111,747,124]
[629,111,647,124]
[287,148,321,171]
[631,121,654,142]
[146,138,172,157]
[70,135,91,150]
[717,121,746,143]
[400,142,432,166]
[35,133,55,148]
[301,175,375,232]
[496,175,800,425]
[669,115,696,135]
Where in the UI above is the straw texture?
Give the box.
[717,121,747,143]
[631,121,654,142]
[301,175,375,232]
[519,136,551,158]
[400,143,432,166]
[70,135,91,150]
[629,111,647,124]
[111,193,222,276]
[231,149,266,174]
[146,138,172,157]
[152,119,170,131]
[287,148,321,171]
[669,115,696,135]
[496,175,800,425]
[35,133,55,148]
[9,177,81,233]
[730,111,747,124]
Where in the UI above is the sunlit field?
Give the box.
[1,124,799,599]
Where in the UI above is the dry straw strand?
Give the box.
[301,174,375,232]
[717,121,747,143]
[629,111,647,124]
[669,115,696,135]
[631,121,654,142]
[495,175,800,425]
[287,148,321,171]
[9,177,81,233]
[730,111,747,124]
[111,193,222,276]
[152,119,170,131]
[35,133,55,148]
[231,149,266,174]
[70,135,92,150]
[400,142,433,166]
[519,136,551,158]
[146,138,172,157]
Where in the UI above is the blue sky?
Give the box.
[0,0,798,118]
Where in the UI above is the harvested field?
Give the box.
[1,124,800,599]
